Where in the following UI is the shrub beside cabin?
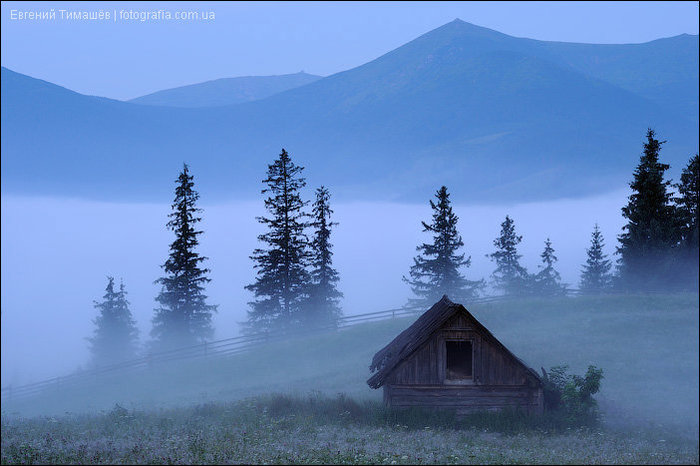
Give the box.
[367,296,543,414]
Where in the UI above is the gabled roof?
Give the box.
[367,295,542,389]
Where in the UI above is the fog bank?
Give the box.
[1,190,628,386]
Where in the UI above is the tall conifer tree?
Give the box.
[246,149,311,332]
[617,129,677,290]
[533,238,566,296]
[152,164,216,349]
[88,277,139,366]
[675,153,699,289]
[404,186,483,306]
[579,224,612,293]
[305,186,343,326]
[488,215,529,295]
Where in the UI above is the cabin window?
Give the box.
[445,340,473,379]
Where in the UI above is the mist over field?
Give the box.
[1,190,628,387]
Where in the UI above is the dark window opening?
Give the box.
[446,340,473,379]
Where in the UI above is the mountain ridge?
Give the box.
[128,72,323,108]
[1,20,697,203]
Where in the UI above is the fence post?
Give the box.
[392,310,395,319]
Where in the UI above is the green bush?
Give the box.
[541,364,604,425]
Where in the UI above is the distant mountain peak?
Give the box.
[2,22,697,203]
[128,72,322,108]
[424,18,511,41]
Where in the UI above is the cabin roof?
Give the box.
[367,295,542,389]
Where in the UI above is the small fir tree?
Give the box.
[403,186,483,306]
[245,149,311,332]
[152,164,217,349]
[488,215,529,295]
[88,277,139,366]
[674,153,699,289]
[617,129,678,290]
[305,186,343,327]
[579,224,612,293]
[534,238,566,296]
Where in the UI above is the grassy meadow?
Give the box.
[2,294,698,464]
[2,394,698,464]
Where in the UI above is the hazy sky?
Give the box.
[1,1,698,100]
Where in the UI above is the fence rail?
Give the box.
[1,290,597,403]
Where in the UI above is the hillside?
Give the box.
[1,20,698,202]
[4,294,697,434]
[129,72,322,107]
[539,34,699,121]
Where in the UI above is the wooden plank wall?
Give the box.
[388,336,441,385]
[386,311,532,386]
[383,310,543,413]
[385,385,543,413]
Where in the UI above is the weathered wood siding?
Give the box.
[383,309,543,413]
[386,332,442,385]
[386,311,533,386]
[384,385,543,413]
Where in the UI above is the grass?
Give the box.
[470,293,700,430]
[2,394,698,464]
[2,294,698,463]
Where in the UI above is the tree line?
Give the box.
[87,130,698,367]
[405,129,698,306]
[88,150,342,366]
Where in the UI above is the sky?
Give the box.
[1,1,698,100]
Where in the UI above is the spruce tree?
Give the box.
[152,164,216,349]
[533,238,566,296]
[617,129,678,290]
[88,277,139,366]
[675,153,699,289]
[245,149,311,332]
[404,186,483,306]
[488,215,528,295]
[305,186,343,327]
[579,224,612,293]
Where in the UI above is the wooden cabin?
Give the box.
[367,296,543,414]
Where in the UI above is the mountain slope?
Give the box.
[538,33,699,121]
[128,72,322,108]
[1,20,697,203]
